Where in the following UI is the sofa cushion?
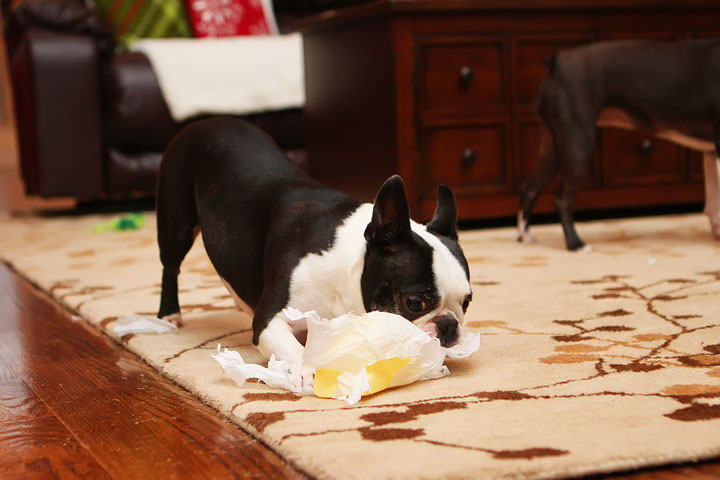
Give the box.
[101,52,180,152]
[106,148,162,194]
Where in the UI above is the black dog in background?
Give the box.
[518,39,720,251]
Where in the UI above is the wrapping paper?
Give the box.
[213,309,481,404]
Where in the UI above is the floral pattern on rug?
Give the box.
[0,212,719,479]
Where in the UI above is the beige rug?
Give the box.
[1,212,719,479]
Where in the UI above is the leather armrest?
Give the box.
[10,28,104,197]
[5,0,115,58]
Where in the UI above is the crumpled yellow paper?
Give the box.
[212,308,481,405]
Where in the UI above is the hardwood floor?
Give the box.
[0,263,718,479]
[0,264,303,479]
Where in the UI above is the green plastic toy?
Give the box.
[93,212,146,233]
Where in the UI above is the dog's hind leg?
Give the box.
[537,74,595,251]
[518,121,559,243]
[555,125,595,251]
[703,150,720,240]
[156,154,199,326]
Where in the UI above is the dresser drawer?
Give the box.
[421,124,510,195]
[602,129,686,186]
[419,38,507,116]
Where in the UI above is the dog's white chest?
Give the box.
[286,204,372,319]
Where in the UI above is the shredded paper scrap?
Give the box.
[113,315,178,337]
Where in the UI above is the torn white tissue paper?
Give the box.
[283,306,319,322]
[212,347,310,394]
[282,306,321,336]
[212,309,481,405]
[446,332,482,359]
[113,315,178,337]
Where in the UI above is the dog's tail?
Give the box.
[543,52,558,75]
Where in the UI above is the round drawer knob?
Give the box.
[462,149,477,167]
[459,66,474,86]
[640,139,655,155]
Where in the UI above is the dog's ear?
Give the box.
[365,175,411,246]
[426,184,458,240]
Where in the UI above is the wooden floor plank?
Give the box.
[0,264,303,479]
[0,378,109,479]
[0,342,20,383]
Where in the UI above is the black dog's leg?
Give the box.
[518,121,559,243]
[156,161,199,324]
[555,127,594,251]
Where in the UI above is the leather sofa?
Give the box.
[4,0,367,200]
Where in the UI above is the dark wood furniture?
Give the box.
[301,0,720,221]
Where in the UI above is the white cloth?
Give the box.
[132,34,305,122]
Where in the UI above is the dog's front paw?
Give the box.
[162,312,184,327]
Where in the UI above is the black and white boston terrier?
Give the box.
[518,39,720,250]
[156,117,472,385]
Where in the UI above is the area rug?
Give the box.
[0,212,719,479]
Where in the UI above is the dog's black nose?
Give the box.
[434,316,459,348]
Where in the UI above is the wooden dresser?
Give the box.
[301,0,720,221]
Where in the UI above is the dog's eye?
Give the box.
[462,296,472,313]
[403,295,427,313]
